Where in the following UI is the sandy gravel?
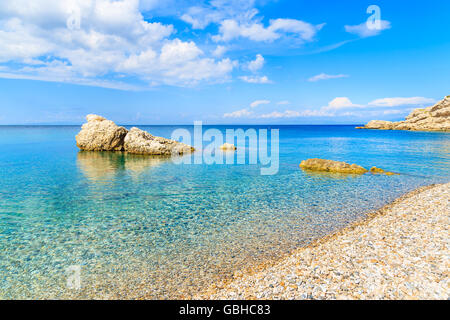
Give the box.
[201,183,449,300]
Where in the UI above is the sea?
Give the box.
[0,125,448,298]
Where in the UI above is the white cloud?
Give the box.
[308,73,349,82]
[139,0,163,11]
[239,75,272,84]
[293,97,363,118]
[0,0,235,88]
[212,45,227,57]
[0,70,142,91]
[181,0,258,30]
[181,6,223,29]
[296,96,436,119]
[345,20,391,38]
[247,54,264,72]
[368,97,435,107]
[250,100,270,108]
[259,110,301,119]
[213,18,324,42]
[299,109,335,117]
[323,97,363,110]
[223,108,253,118]
[277,100,290,105]
[226,95,437,121]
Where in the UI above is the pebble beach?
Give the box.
[201,183,449,300]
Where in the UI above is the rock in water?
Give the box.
[76,114,128,151]
[358,95,450,132]
[363,120,395,130]
[299,158,368,174]
[124,127,194,155]
[220,143,237,151]
[370,167,398,175]
[76,115,195,155]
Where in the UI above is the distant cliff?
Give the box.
[357,96,450,132]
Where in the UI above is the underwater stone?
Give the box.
[299,158,368,174]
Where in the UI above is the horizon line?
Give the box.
[0,123,366,127]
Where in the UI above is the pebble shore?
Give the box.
[201,183,449,300]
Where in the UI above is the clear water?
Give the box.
[0,125,449,299]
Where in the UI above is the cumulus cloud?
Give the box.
[297,96,436,119]
[181,6,223,29]
[298,109,335,117]
[247,54,265,72]
[345,20,391,38]
[181,0,258,30]
[223,98,271,118]
[213,18,325,42]
[223,108,253,118]
[368,97,435,107]
[308,73,349,82]
[239,75,272,84]
[323,97,363,110]
[212,45,227,57]
[223,95,437,121]
[259,110,301,119]
[250,100,270,108]
[0,0,235,88]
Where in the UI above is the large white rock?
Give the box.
[76,115,128,151]
[124,127,194,155]
[76,115,195,155]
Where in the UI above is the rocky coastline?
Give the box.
[357,96,450,132]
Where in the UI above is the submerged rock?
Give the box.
[124,127,194,155]
[76,114,128,151]
[299,158,368,174]
[358,96,450,132]
[220,143,237,151]
[370,167,398,175]
[76,115,195,155]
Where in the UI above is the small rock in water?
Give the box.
[220,143,237,151]
[370,167,398,176]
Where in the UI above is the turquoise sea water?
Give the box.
[0,125,449,299]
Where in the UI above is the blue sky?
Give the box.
[0,0,449,125]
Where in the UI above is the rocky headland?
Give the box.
[357,95,450,132]
[76,115,194,155]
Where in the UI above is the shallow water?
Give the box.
[0,125,449,299]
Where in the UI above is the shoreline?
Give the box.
[197,183,449,299]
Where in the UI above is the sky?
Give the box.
[0,0,449,125]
